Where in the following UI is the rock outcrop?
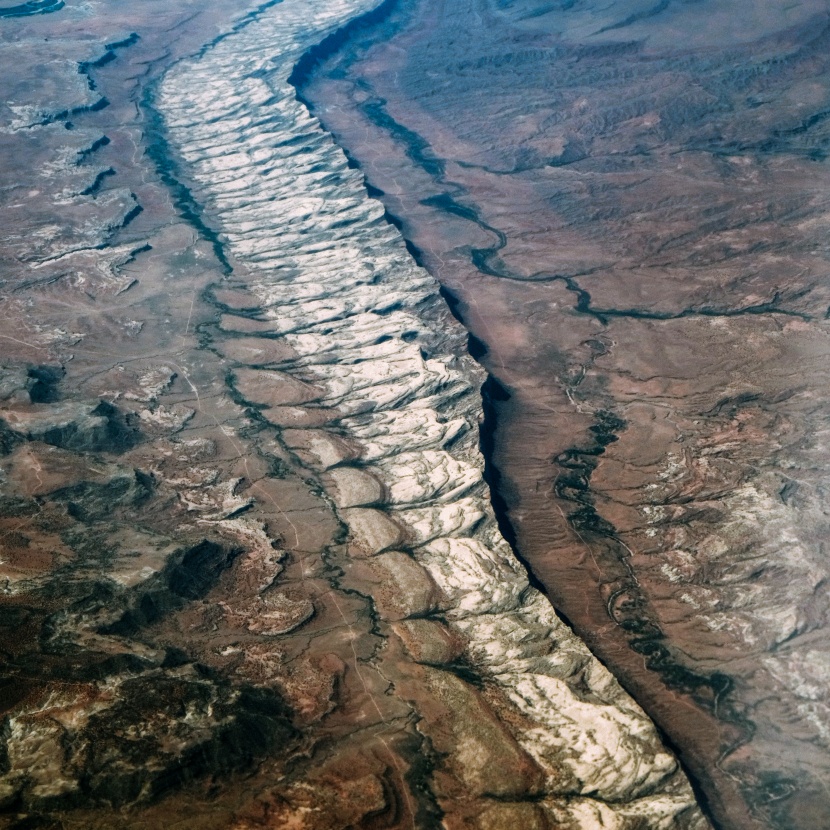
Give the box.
[152,0,707,826]
[0,0,707,826]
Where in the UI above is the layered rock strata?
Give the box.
[0,0,707,826]
[154,0,706,826]
[294,1,830,827]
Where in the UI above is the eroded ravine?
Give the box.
[293,1,830,828]
[152,0,709,826]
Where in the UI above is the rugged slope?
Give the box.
[154,0,707,826]
[298,0,830,828]
[0,0,707,828]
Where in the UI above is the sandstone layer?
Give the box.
[0,0,705,828]
[299,1,830,828]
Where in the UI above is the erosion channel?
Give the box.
[0,0,707,828]
[300,1,830,829]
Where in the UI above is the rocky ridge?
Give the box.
[156,0,707,826]
[294,0,830,826]
[0,0,707,826]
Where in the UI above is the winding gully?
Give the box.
[0,0,713,825]
[156,0,707,827]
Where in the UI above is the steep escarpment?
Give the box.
[0,0,706,826]
[149,0,709,826]
[297,0,830,828]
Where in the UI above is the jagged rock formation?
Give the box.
[151,1,708,826]
[0,0,708,827]
[297,1,830,828]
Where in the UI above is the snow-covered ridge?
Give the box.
[158,1,706,825]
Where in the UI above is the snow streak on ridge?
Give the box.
[157,1,706,824]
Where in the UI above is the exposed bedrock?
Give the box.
[148,0,707,825]
[0,0,708,827]
[294,0,830,828]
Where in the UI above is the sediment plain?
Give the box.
[0,0,708,828]
[300,1,830,828]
